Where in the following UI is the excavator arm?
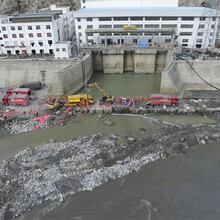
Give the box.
[87,82,108,97]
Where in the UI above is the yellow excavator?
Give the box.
[87,82,115,103]
[46,95,67,110]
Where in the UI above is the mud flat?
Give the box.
[1,123,220,218]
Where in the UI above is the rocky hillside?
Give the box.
[0,0,220,14]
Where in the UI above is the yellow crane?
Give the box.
[87,82,115,103]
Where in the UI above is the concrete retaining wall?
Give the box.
[161,51,220,96]
[0,55,93,95]
[93,48,168,74]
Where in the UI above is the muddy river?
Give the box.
[0,72,219,219]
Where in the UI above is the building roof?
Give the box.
[11,13,56,18]
[76,7,213,13]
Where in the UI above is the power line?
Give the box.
[179,56,220,91]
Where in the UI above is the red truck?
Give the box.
[2,88,31,106]
[147,94,178,106]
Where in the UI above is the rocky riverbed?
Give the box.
[1,123,220,219]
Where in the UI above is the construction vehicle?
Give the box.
[66,94,94,107]
[87,82,115,103]
[146,94,178,106]
[2,88,31,105]
[5,94,29,106]
[46,95,66,110]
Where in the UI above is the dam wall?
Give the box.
[0,54,93,95]
[161,51,220,96]
[92,48,168,74]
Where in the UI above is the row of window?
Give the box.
[1,25,51,31]
[179,32,214,36]
[2,33,52,38]
[78,17,217,22]
[1,40,53,47]
[79,24,216,30]
[55,48,67,52]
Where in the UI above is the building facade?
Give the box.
[0,5,74,56]
[74,7,220,49]
[81,0,179,8]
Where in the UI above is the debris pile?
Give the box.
[1,123,220,218]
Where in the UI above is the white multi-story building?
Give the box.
[74,5,220,49]
[81,0,179,8]
[0,5,74,56]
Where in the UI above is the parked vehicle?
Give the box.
[66,94,94,107]
[147,94,178,106]
[20,81,42,90]
[6,94,29,106]
[2,88,31,105]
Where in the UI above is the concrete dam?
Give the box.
[0,48,219,96]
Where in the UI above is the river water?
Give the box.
[1,72,219,219]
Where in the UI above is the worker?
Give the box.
[5,108,10,113]
[34,111,38,116]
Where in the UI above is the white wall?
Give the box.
[81,0,179,8]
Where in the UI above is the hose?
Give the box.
[179,56,220,91]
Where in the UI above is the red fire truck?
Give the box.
[2,88,31,105]
[147,94,178,106]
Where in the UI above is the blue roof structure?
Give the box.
[76,7,213,13]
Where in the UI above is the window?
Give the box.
[12,34,17,38]
[210,33,214,36]
[79,32,82,36]
[99,17,111,21]
[39,41,43,46]
[145,17,160,20]
[130,17,143,21]
[162,17,178,20]
[87,25,93,29]
[28,26,32,30]
[2,27,6,31]
[18,26,22,30]
[161,24,177,28]
[165,39,171,43]
[181,17,194,21]
[145,24,160,28]
[161,32,171,36]
[199,24,204,28]
[113,17,128,21]
[86,18,92,21]
[181,24,193,28]
[47,33,52,37]
[211,25,215,28]
[209,39,212,43]
[36,25,41,30]
[113,25,123,28]
[78,25,81,29]
[30,42,34,46]
[11,26,15,30]
[77,18,81,22]
[37,33,42,37]
[213,17,216,21]
[29,33,33,37]
[197,32,203,36]
[46,25,51,29]
[56,48,59,52]
[87,33,93,36]
[62,48,66,51]
[182,44,188,47]
[48,40,53,46]
[200,17,206,21]
[99,25,112,28]
[196,39,202,43]
[180,32,192,36]
[19,34,24,38]
[134,24,143,28]
[182,39,188,42]
[3,34,8,38]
